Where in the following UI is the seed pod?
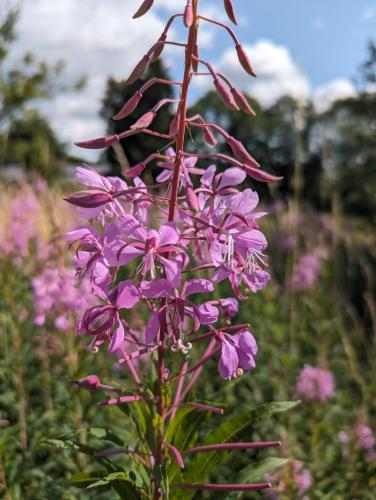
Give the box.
[113,91,142,120]
[213,78,239,111]
[133,0,154,19]
[236,44,256,77]
[242,164,282,183]
[231,87,256,116]
[184,1,194,27]
[227,136,259,167]
[127,54,150,85]
[131,110,156,130]
[224,0,237,25]
[75,134,119,149]
[151,32,167,62]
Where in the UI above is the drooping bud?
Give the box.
[184,1,194,27]
[203,126,217,146]
[72,374,101,390]
[227,136,259,167]
[224,0,238,25]
[151,32,167,62]
[133,0,154,18]
[236,44,256,77]
[186,185,199,211]
[113,91,143,120]
[131,110,156,130]
[230,87,256,116]
[213,78,239,111]
[169,113,180,137]
[75,135,119,149]
[123,161,146,178]
[242,164,283,183]
[64,190,114,208]
[127,54,151,85]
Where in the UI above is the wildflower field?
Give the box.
[1,1,376,499]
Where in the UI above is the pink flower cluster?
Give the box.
[66,161,269,378]
[32,267,95,331]
[267,460,311,498]
[339,424,376,462]
[296,364,335,402]
[289,248,327,292]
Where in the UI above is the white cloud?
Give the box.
[313,79,357,112]
[362,6,376,22]
[210,39,310,107]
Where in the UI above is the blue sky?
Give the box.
[11,0,376,159]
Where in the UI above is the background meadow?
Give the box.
[0,2,375,498]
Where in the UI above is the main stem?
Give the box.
[153,2,198,499]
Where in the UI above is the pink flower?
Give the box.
[296,364,335,402]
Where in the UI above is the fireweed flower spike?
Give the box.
[65,1,290,497]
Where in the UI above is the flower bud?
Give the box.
[213,78,239,111]
[75,134,119,149]
[131,110,156,130]
[151,32,167,62]
[127,54,150,85]
[73,374,101,390]
[133,0,154,19]
[123,161,146,178]
[242,164,282,183]
[224,0,238,25]
[186,185,199,211]
[64,190,113,208]
[113,91,142,120]
[169,113,180,137]
[203,126,217,146]
[230,87,256,116]
[227,136,259,167]
[236,44,256,77]
[184,1,194,27]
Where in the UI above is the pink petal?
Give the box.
[116,280,140,309]
[184,279,214,297]
[109,321,125,354]
[218,338,238,380]
[145,311,160,344]
[217,167,246,190]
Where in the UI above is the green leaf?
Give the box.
[170,401,299,500]
[237,457,289,483]
[69,471,107,488]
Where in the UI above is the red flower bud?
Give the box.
[169,113,180,137]
[64,191,114,208]
[203,126,217,146]
[151,32,167,62]
[184,1,194,27]
[186,185,199,211]
[123,162,146,178]
[213,78,239,111]
[242,164,282,183]
[236,44,256,77]
[227,136,259,167]
[127,54,150,85]
[230,87,256,116]
[131,110,156,130]
[133,0,154,19]
[75,135,119,149]
[224,0,238,25]
[113,91,142,120]
[73,374,101,390]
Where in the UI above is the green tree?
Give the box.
[100,59,173,176]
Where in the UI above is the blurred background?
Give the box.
[0,1,375,498]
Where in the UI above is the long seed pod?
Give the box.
[224,0,238,25]
[133,0,154,19]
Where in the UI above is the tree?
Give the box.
[100,59,173,176]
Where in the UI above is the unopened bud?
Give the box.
[151,32,167,62]
[213,78,239,111]
[242,164,283,183]
[184,1,194,27]
[169,113,180,137]
[236,44,256,77]
[131,110,156,130]
[133,0,154,19]
[73,374,101,390]
[64,190,113,208]
[127,54,150,85]
[203,126,217,146]
[113,91,142,120]
[186,185,199,211]
[75,135,119,149]
[123,161,146,178]
[231,87,256,116]
[224,0,238,25]
[227,136,259,167]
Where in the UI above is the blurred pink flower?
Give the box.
[296,364,335,402]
